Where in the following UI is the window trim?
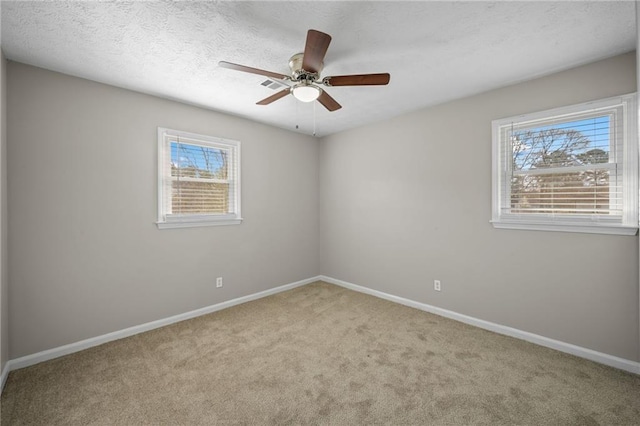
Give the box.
[156,127,242,229]
[491,94,638,235]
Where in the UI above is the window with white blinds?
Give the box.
[491,94,637,235]
[157,128,241,229]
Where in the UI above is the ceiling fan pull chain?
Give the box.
[313,101,317,137]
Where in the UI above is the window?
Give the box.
[491,94,637,235]
[157,128,241,229]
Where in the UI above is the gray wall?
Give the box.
[1,51,7,373]
[319,52,639,362]
[636,2,640,366]
[7,62,319,358]
[637,5,640,366]
[6,53,639,364]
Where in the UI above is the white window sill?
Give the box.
[156,218,243,229]
[490,220,638,236]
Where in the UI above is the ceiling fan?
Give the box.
[219,29,390,112]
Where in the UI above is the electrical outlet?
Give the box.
[216,277,223,288]
[434,280,441,292]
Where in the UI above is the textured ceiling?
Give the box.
[1,1,636,137]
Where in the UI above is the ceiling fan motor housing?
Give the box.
[289,53,321,82]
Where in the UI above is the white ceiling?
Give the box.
[1,1,636,137]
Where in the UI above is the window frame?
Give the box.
[156,127,242,229]
[491,94,638,235]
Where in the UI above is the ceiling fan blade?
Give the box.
[256,88,291,105]
[323,73,391,86]
[219,61,289,80]
[317,90,342,112]
[302,30,332,74]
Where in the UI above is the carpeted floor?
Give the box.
[1,281,639,425]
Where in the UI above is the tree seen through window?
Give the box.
[171,142,230,215]
[509,116,615,215]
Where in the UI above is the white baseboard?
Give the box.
[319,275,640,375]
[2,273,637,397]
[4,276,321,377]
[1,361,9,393]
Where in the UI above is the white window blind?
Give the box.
[491,94,637,235]
[157,128,241,229]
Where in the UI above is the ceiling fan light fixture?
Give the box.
[292,84,321,102]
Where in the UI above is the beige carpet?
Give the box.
[2,281,639,425]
